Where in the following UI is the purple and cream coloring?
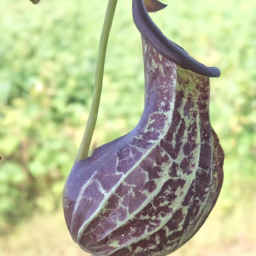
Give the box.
[63,1,224,255]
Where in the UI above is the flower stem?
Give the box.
[77,0,118,161]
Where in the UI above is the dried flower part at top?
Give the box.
[143,0,167,12]
[30,0,40,4]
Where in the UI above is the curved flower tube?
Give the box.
[134,0,220,77]
[63,1,224,256]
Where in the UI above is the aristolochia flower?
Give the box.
[63,1,224,256]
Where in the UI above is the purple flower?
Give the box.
[63,1,224,255]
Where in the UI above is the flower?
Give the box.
[63,1,224,255]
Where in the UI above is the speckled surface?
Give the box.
[63,37,224,255]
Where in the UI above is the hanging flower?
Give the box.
[63,0,224,255]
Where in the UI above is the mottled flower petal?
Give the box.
[63,1,224,255]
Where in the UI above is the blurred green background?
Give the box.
[0,0,255,255]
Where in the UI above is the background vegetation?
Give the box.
[0,0,255,255]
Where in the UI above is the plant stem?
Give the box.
[77,0,118,161]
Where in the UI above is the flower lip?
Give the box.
[133,0,221,78]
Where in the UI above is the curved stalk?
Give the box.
[77,0,118,161]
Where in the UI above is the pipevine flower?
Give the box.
[62,0,224,255]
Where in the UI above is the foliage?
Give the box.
[0,0,255,233]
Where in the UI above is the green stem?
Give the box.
[77,0,118,161]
